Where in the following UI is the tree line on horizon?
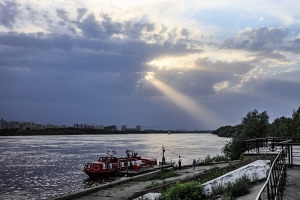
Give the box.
[0,126,211,136]
[212,106,300,160]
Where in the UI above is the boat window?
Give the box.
[99,157,110,162]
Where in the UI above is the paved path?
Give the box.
[72,163,228,200]
[66,163,300,200]
[236,166,300,200]
[282,166,300,200]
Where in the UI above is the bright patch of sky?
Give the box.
[0,0,299,130]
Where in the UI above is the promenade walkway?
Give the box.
[282,166,300,200]
[71,163,228,200]
[56,162,300,200]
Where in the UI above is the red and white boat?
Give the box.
[83,149,157,178]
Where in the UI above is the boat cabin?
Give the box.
[98,156,118,162]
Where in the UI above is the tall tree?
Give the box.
[222,109,269,160]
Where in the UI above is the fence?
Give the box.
[255,148,287,200]
[245,137,300,200]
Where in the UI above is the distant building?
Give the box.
[104,125,117,131]
[0,118,3,129]
[120,125,141,132]
[136,125,141,131]
[94,125,104,130]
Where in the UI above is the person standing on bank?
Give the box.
[193,159,196,170]
[178,156,182,169]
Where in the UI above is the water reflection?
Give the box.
[0,134,229,199]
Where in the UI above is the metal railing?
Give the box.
[256,147,287,200]
[245,137,290,153]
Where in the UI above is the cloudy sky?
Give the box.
[1,0,299,130]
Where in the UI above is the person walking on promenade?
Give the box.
[193,159,196,171]
[178,156,182,170]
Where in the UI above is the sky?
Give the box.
[0,0,300,130]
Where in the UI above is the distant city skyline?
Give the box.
[1,1,299,130]
[1,117,200,131]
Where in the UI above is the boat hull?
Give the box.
[84,170,117,178]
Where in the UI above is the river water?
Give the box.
[0,133,229,200]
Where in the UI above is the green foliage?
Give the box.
[241,109,269,139]
[211,175,251,199]
[268,106,300,137]
[198,154,229,165]
[135,169,179,182]
[201,168,227,183]
[221,109,269,160]
[144,180,174,190]
[212,125,234,137]
[166,181,203,200]
[223,176,251,197]
[0,127,129,136]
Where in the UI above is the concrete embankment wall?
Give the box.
[50,170,162,200]
[202,160,270,196]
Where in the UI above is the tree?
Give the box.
[241,109,269,138]
[222,109,269,160]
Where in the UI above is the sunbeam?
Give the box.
[148,77,226,128]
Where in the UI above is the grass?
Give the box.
[133,168,180,182]
[211,175,252,199]
[143,179,178,190]
[201,168,227,183]
[198,154,230,165]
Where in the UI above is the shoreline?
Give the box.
[53,159,300,200]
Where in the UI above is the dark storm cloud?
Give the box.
[283,35,300,54]
[222,27,288,51]
[0,32,74,50]
[238,27,287,44]
[72,12,156,40]
[124,21,155,38]
[0,29,200,73]
[194,57,253,75]
[75,13,112,39]
[221,27,300,63]
[56,9,70,22]
[241,74,300,102]
[77,8,87,21]
[0,0,19,29]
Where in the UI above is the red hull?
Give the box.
[84,170,117,178]
[83,150,157,178]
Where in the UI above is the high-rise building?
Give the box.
[136,125,141,131]
[0,118,3,129]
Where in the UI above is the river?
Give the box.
[0,133,229,200]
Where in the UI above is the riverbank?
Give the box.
[55,158,256,200]
[52,160,300,200]
[67,163,229,200]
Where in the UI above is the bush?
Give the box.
[201,168,227,183]
[211,175,251,198]
[166,181,203,200]
[198,154,229,165]
[224,175,251,197]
